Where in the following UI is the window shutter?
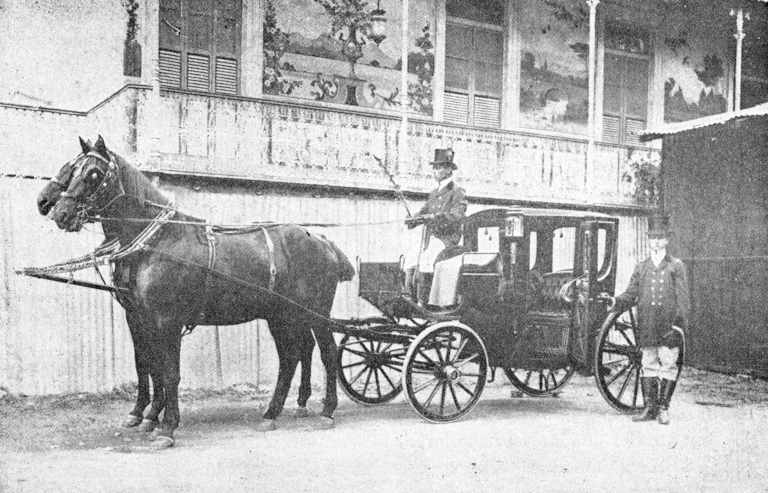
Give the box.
[159,49,182,89]
[602,115,620,144]
[625,118,645,146]
[474,96,500,127]
[187,53,210,92]
[215,57,238,95]
[444,92,469,124]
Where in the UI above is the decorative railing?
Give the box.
[0,86,657,208]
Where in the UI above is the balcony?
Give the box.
[0,85,655,209]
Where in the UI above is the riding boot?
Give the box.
[657,379,677,425]
[632,377,659,422]
[417,273,433,305]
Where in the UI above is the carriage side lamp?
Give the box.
[504,216,523,237]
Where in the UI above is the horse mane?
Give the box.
[111,152,172,208]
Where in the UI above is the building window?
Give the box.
[603,23,650,145]
[159,0,241,95]
[444,0,504,127]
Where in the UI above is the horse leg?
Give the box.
[122,316,151,428]
[295,332,314,418]
[313,328,339,427]
[138,372,165,432]
[261,325,301,430]
[151,325,183,449]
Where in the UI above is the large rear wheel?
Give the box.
[504,363,576,397]
[402,322,488,423]
[337,334,405,405]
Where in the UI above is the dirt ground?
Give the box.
[1,367,767,492]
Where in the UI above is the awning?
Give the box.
[639,102,768,141]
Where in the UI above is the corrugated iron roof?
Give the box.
[639,102,768,141]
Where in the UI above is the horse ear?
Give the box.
[95,135,108,157]
[79,137,91,154]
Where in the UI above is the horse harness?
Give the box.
[193,224,278,329]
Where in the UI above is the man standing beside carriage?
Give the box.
[608,215,690,425]
[404,148,468,305]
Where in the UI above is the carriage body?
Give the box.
[340,207,638,421]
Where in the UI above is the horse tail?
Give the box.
[327,239,355,282]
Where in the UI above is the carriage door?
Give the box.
[574,220,618,369]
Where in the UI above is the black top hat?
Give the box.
[430,148,457,170]
[647,214,671,237]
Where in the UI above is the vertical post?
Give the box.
[586,0,599,197]
[503,0,521,130]
[733,8,745,111]
[241,0,264,98]
[400,0,410,173]
[433,0,446,121]
[142,0,161,166]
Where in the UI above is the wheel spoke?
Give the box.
[348,365,369,385]
[449,337,469,365]
[422,379,441,407]
[456,381,476,398]
[417,348,439,367]
[449,382,462,412]
[444,331,453,363]
[413,375,440,393]
[362,365,373,395]
[379,366,398,389]
[454,353,479,368]
[602,342,632,356]
[439,381,447,415]
[342,347,370,358]
[606,360,633,386]
[342,361,366,370]
[374,367,382,398]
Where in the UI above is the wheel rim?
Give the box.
[594,309,644,413]
[403,324,488,423]
[504,363,576,397]
[337,334,404,405]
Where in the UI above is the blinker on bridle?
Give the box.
[60,150,125,214]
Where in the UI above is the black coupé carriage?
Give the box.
[336,207,684,422]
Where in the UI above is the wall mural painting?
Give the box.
[519,0,589,135]
[264,0,436,116]
[662,25,727,122]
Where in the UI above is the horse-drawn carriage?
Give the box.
[335,207,683,421]
[25,136,683,447]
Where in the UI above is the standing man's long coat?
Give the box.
[415,181,467,248]
[614,255,691,347]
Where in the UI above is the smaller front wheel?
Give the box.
[402,322,488,423]
[337,334,405,405]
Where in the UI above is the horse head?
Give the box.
[37,137,90,216]
[51,135,123,232]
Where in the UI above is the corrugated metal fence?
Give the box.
[0,175,648,394]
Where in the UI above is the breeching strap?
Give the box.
[261,226,277,292]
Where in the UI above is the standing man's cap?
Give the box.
[647,214,671,238]
[431,148,457,170]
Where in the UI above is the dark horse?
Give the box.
[49,136,354,448]
[37,140,322,431]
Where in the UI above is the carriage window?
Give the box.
[477,227,500,253]
[596,228,607,273]
[529,231,538,270]
[552,227,575,272]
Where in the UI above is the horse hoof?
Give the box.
[258,419,277,432]
[294,407,309,419]
[138,419,159,433]
[150,427,163,439]
[121,415,142,428]
[151,435,175,449]
[318,417,335,429]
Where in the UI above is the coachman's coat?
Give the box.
[415,181,468,247]
[615,254,691,347]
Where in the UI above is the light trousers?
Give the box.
[641,346,680,381]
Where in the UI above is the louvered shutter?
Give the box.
[625,118,645,146]
[215,57,237,94]
[444,92,469,124]
[159,49,182,89]
[602,115,620,144]
[187,53,210,92]
[474,96,500,127]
